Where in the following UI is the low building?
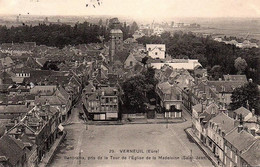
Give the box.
[6,105,61,165]
[151,59,201,70]
[0,135,27,167]
[146,44,166,59]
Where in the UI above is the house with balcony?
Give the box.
[83,87,119,121]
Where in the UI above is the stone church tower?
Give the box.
[109,21,123,64]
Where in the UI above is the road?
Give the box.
[50,105,213,167]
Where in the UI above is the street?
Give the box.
[50,105,213,167]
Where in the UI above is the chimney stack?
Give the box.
[238,125,243,133]
[252,109,255,116]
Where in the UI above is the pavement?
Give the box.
[49,104,214,167]
[185,128,222,167]
[38,131,67,167]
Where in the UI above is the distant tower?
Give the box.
[16,16,20,23]
[44,17,48,23]
[109,21,123,64]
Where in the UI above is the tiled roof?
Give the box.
[210,112,235,133]
[35,57,48,67]
[0,105,29,114]
[208,81,246,93]
[225,128,256,151]
[204,103,219,114]
[98,87,118,96]
[0,72,13,84]
[35,95,66,105]
[241,139,260,167]
[157,82,172,94]
[87,92,99,101]
[83,83,95,93]
[233,107,251,118]
[223,75,247,82]
[193,104,202,113]
[0,135,25,166]
[0,57,14,68]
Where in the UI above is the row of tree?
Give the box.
[0,18,138,48]
[136,31,260,84]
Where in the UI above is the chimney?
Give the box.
[252,109,255,116]
[14,119,18,125]
[238,125,243,133]
[251,129,256,136]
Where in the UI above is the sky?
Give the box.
[0,0,260,19]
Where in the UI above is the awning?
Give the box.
[58,124,64,132]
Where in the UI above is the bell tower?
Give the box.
[109,21,123,64]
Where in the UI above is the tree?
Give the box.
[141,56,149,67]
[98,19,103,26]
[122,68,158,112]
[130,21,138,34]
[122,75,147,112]
[230,81,260,115]
[209,65,223,80]
[234,57,248,74]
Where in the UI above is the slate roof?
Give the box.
[192,104,202,113]
[223,75,247,82]
[209,112,235,133]
[225,128,256,152]
[35,57,48,67]
[35,95,66,105]
[97,87,118,96]
[12,67,31,73]
[207,81,246,93]
[0,72,13,85]
[0,57,14,69]
[0,105,29,114]
[0,135,25,166]
[157,82,172,94]
[233,107,251,118]
[241,139,260,167]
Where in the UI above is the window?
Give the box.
[130,61,133,66]
[155,52,158,55]
[230,161,232,167]
[224,156,226,165]
[225,146,227,153]
[230,150,233,158]
[235,155,238,163]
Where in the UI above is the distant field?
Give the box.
[168,17,260,43]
